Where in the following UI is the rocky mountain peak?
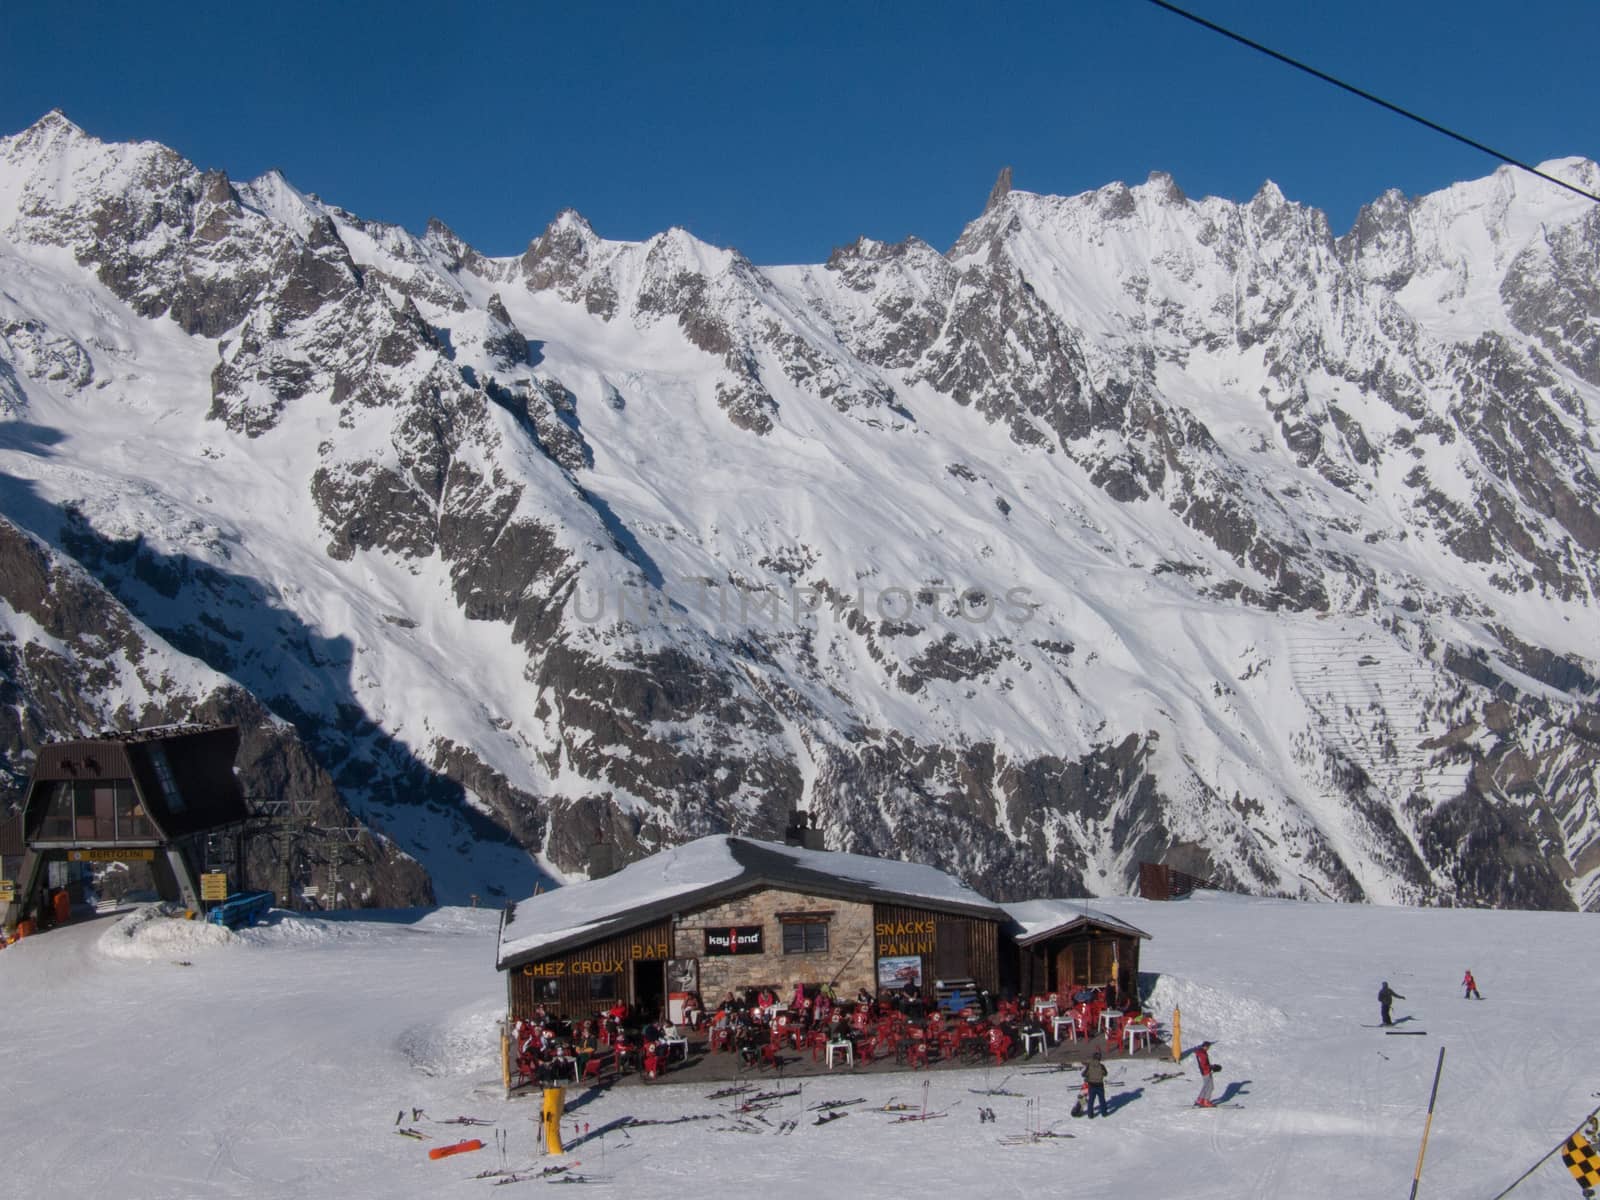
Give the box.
[985,166,1013,212]
[1141,169,1187,206]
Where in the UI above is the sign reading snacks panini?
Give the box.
[200,873,229,901]
[68,848,156,862]
[704,925,763,956]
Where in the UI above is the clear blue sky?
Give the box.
[3,1,1595,264]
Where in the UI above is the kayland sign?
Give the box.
[704,925,763,956]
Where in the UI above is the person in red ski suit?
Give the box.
[1193,1041,1220,1107]
[1462,969,1481,1000]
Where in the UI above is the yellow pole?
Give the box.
[501,1027,512,1094]
[542,1086,566,1155]
[1171,1006,1182,1062]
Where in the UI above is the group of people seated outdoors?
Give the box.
[700,980,1160,1070]
[510,980,1160,1087]
[511,997,697,1088]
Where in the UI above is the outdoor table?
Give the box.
[1019,1029,1046,1056]
[1123,1025,1153,1054]
[1098,1010,1119,1035]
[1052,1015,1078,1043]
[660,1034,689,1060]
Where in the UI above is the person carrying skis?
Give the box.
[1462,969,1480,1000]
[1193,1041,1220,1107]
[1081,1050,1109,1118]
[1378,981,1404,1026]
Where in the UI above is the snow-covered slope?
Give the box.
[1,896,1596,1198]
[2,111,1598,909]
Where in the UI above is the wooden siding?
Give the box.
[507,919,673,1022]
[872,903,999,993]
[1015,932,1142,1002]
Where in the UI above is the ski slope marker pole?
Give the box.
[1407,1046,1445,1200]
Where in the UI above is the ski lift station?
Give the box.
[2,724,251,933]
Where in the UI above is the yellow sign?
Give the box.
[68,848,155,862]
[0,882,14,903]
[875,918,935,957]
[522,940,670,978]
[200,873,229,901]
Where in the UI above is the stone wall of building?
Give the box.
[675,886,876,1000]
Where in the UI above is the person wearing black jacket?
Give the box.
[1379,981,1404,1026]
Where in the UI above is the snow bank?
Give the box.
[1144,972,1291,1047]
[96,903,236,959]
[395,999,503,1077]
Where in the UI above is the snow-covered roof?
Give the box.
[496,835,1006,969]
[1002,899,1152,945]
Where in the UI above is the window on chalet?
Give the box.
[587,973,622,1001]
[781,918,829,955]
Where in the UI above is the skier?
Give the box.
[1462,969,1481,1000]
[1081,1050,1109,1118]
[1192,1041,1220,1107]
[1378,981,1404,1026]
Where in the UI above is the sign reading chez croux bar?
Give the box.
[521,937,670,977]
[704,925,763,955]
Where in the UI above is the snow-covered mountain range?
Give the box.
[2,112,1597,909]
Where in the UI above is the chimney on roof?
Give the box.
[783,809,826,851]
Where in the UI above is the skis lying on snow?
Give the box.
[970,1075,1019,1096]
[479,1162,580,1182]
[622,1114,715,1128]
[808,1098,865,1112]
[395,1128,427,1140]
[774,1119,799,1135]
[999,1130,1073,1145]
[707,1084,753,1100]
[1145,1071,1186,1084]
[891,1112,947,1123]
[747,1086,802,1103]
[1385,1031,1428,1036]
[438,1115,494,1126]
[970,1075,1022,1096]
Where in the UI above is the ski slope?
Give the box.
[1,893,1595,1198]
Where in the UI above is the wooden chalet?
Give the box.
[496,835,1008,1024]
[1001,900,1151,1003]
